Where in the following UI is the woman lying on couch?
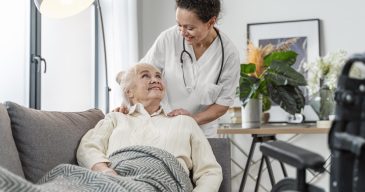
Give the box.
[77,63,222,191]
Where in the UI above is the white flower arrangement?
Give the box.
[304,50,364,120]
[303,50,350,95]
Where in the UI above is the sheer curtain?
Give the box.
[0,0,30,106]
[98,0,139,112]
[41,7,95,111]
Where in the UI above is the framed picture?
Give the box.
[247,19,321,122]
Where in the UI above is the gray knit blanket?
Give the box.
[0,146,193,192]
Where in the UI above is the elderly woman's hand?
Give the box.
[113,105,129,114]
[91,162,118,176]
[101,168,118,176]
[167,108,192,117]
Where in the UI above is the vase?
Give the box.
[241,98,262,128]
[309,79,336,128]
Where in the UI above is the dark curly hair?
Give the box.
[176,0,221,23]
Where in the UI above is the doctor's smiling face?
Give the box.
[176,7,216,46]
[175,0,220,46]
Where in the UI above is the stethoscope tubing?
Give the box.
[180,27,224,87]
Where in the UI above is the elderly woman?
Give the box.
[77,63,222,191]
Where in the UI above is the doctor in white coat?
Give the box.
[124,0,240,137]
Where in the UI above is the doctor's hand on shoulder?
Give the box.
[167,108,192,117]
[113,105,129,114]
[168,104,228,126]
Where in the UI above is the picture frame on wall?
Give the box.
[247,19,321,122]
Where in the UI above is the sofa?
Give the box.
[0,101,231,192]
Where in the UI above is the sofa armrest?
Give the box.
[208,138,231,192]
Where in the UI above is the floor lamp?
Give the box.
[33,0,111,112]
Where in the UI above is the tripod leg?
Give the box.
[239,138,257,192]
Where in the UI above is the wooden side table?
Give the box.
[218,123,329,135]
[218,123,330,192]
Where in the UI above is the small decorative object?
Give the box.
[239,40,307,128]
[227,107,242,124]
[304,50,362,128]
[287,113,305,124]
[261,112,270,124]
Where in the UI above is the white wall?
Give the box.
[219,0,365,62]
[138,0,365,60]
[138,0,175,58]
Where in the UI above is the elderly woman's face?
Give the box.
[128,66,165,104]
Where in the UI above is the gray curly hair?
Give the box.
[115,63,162,106]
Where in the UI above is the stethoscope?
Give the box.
[179,27,224,92]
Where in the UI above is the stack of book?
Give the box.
[227,107,241,124]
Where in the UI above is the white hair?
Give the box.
[115,63,161,106]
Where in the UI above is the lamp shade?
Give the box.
[34,0,95,19]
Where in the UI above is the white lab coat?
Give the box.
[140,26,240,137]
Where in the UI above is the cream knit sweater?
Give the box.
[77,103,222,192]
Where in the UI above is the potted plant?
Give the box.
[239,41,307,127]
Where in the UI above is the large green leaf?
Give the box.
[239,74,260,106]
[293,86,306,112]
[268,83,305,114]
[241,63,256,74]
[264,51,297,67]
[266,61,307,86]
[257,78,269,96]
[262,95,271,112]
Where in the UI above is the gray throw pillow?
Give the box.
[0,103,24,177]
[5,101,104,183]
